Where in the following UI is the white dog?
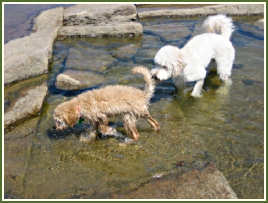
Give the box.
[151,14,235,97]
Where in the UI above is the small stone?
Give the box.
[55,70,106,90]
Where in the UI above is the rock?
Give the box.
[141,34,165,50]
[134,47,159,64]
[144,22,192,43]
[4,33,52,85]
[32,7,63,32]
[65,47,116,71]
[79,131,97,143]
[112,163,238,199]
[255,18,264,29]
[58,22,143,39]
[4,7,63,85]
[112,44,140,59]
[138,4,264,18]
[4,117,39,198]
[63,4,137,26]
[58,4,142,39]
[4,74,48,113]
[4,84,48,128]
[55,70,106,90]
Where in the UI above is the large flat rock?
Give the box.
[4,84,48,129]
[4,7,63,85]
[4,33,55,85]
[112,163,238,199]
[63,4,137,26]
[138,4,264,18]
[58,22,143,39]
[55,70,106,90]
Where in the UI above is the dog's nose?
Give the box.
[152,75,160,81]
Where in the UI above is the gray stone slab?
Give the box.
[63,4,137,26]
[112,43,140,60]
[4,84,48,128]
[138,4,264,18]
[112,163,238,199]
[65,47,116,71]
[144,22,192,42]
[4,7,63,85]
[33,7,63,32]
[58,22,143,39]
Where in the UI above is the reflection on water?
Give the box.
[4,11,264,199]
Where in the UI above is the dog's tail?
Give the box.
[202,14,235,40]
[132,66,155,100]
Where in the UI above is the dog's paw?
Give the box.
[190,92,203,98]
[118,137,136,146]
[80,131,97,143]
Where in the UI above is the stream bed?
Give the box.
[5,15,264,199]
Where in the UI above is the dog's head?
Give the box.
[53,99,81,130]
[151,45,186,81]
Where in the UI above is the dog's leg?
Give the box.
[191,79,204,97]
[123,114,140,141]
[98,116,117,136]
[144,113,160,132]
[80,120,98,143]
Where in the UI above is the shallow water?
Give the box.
[5,15,264,199]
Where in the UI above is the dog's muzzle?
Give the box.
[152,74,161,81]
[54,118,67,130]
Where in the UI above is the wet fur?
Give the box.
[53,66,159,141]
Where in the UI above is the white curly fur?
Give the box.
[151,14,235,97]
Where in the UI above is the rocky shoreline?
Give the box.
[4,4,264,199]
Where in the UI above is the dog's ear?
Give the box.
[178,54,187,69]
[172,54,187,77]
[75,105,81,115]
[64,102,80,127]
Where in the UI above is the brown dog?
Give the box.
[53,66,160,141]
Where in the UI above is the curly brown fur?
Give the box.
[53,66,159,141]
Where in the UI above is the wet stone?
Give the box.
[134,47,159,64]
[143,22,192,43]
[141,34,164,49]
[55,70,106,90]
[4,117,39,198]
[65,47,116,71]
[112,44,140,60]
[4,83,48,129]
[112,163,238,199]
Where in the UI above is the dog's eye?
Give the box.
[163,66,168,69]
